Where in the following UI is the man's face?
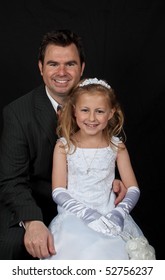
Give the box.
[38,43,85,102]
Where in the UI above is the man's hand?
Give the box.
[24,220,56,259]
[112,179,127,205]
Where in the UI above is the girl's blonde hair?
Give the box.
[57,79,125,152]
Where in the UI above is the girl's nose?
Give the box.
[89,111,95,121]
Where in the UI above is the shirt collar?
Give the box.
[45,86,59,112]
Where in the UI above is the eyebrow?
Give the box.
[46,60,78,65]
[80,106,106,110]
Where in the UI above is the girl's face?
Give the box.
[74,92,114,136]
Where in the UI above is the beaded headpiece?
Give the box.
[79,78,111,89]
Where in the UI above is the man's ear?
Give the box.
[81,62,85,76]
[38,61,43,76]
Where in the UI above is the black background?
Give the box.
[0,1,164,259]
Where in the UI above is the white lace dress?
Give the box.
[46,137,155,260]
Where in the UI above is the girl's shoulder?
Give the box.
[111,136,123,145]
[57,137,67,145]
[110,136,125,152]
[56,137,75,154]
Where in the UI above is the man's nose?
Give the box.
[58,65,66,75]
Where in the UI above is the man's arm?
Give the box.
[0,105,55,259]
[0,105,42,225]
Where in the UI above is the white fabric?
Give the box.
[45,86,59,112]
[45,136,155,260]
[52,187,101,223]
[106,186,140,232]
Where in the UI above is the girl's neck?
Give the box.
[74,131,107,148]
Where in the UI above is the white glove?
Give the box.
[88,215,120,236]
[88,217,110,234]
[106,186,140,232]
[52,187,101,223]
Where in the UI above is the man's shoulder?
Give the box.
[6,84,45,109]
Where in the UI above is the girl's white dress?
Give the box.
[46,137,155,260]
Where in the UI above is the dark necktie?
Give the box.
[57,104,62,118]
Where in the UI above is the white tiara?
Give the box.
[79,78,111,89]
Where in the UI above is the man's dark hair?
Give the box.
[38,29,85,66]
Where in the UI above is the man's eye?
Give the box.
[67,62,76,67]
[81,109,88,112]
[49,63,58,67]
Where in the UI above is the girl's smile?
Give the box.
[74,92,114,136]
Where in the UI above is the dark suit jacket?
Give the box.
[0,84,58,233]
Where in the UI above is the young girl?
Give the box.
[45,78,155,260]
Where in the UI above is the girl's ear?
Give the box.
[73,105,76,117]
[108,108,115,120]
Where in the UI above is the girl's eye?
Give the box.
[96,110,104,114]
[81,108,88,112]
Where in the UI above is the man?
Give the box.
[0,29,126,259]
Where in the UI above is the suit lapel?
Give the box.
[34,85,58,147]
